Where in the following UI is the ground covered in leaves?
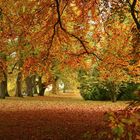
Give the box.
[0,94,128,140]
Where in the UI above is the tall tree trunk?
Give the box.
[0,71,9,99]
[52,77,59,94]
[38,76,45,96]
[25,76,33,97]
[3,72,9,97]
[15,72,23,97]
[38,83,45,96]
[32,75,37,94]
[0,80,5,99]
[0,54,8,98]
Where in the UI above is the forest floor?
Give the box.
[0,93,129,140]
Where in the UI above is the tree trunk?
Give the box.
[63,81,69,93]
[0,71,9,99]
[0,54,7,98]
[32,75,37,94]
[0,80,5,99]
[38,83,45,96]
[110,93,117,102]
[4,81,9,97]
[25,76,33,97]
[3,72,9,97]
[108,82,117,102]
[15,72,23,97]
[52,77,59,94]
[38,76,45,96]
[63,86,66,93]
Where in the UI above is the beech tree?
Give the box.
[0,0,139,99]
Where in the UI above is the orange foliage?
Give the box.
[0,0,139,84]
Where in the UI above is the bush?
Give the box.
[118,83,140,100]
[80,82,140,101]
[78,69,140,101]
[79,69,115,101]
[79,79,110,101]
[80,83,116,101]
[79,71,140,101]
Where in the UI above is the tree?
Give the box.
[0,53,9,98]
[0,0,139,99]
[0,58,6,99]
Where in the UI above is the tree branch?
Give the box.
[127,0,140,29]
[55,0,102,60]
[8,62,18,74]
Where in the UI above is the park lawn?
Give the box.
[0,94,129,140]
